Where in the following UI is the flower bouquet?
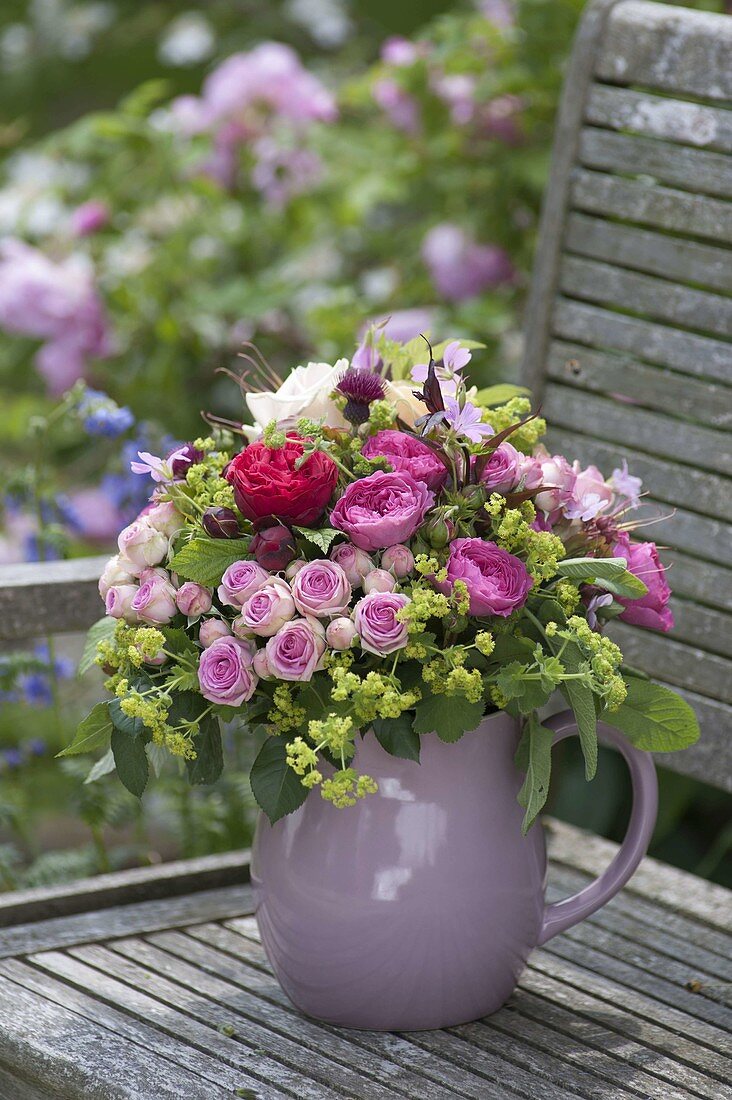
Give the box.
[70,331,699,832]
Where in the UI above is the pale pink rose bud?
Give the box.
[117,520,168,575]
[139,566,170,583]
[131,574,177,625]
[240,579,297,637]
[105,584,139,621]
[230,615,251,639]
[381,544,414,578]
[363,568,396,594]
[285,559,308,580]
[326,617,357,650]
[330,542,374,587]
[176,581,213,618]
[98,555,135,599]
[144,500,185,538]
[253,648,272,678]
[199,618,232,647]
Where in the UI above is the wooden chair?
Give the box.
[0,1,729,1094]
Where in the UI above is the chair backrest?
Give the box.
[521,0,732,790]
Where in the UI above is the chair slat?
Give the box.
[652,688,732,791]
[570,169,732,243]
[578,128,732,201]
[547,339,731,429]
[553,299,732,383]
[564,212,732,294]
[585,84,732,152]
[595,0,732,101]
[608,623,731,704]
[668,599,732,660]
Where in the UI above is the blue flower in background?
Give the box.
[77,388,135,438]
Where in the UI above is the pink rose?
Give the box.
[199,618,232,647]
[381,544,414,578]
[330,542,374,586]
[326,617,357,650]
[264,618,326,681]
[532,449,575,517]
[217,560,269,610]
[354,592,410,656]
[476,442,521,494]
[438,538,533,617]
[612,534,674,632]
[240,579,296,637]
[105,584,139,621]
[117,520,169,575]
[131,574,177,625]
[361,430,449,494]
[292,560,351,618]
[363,569,396,594]
[198,637,258,706]
[144,500,185,538]
[176,582,213,618]
[98,555,135,599]
[565,463,614,522]
[330,471,434,552]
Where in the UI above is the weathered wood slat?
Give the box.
[544,425,732,528]
[0,973,228,1100]
[570,168,732,242]
[578,127,732,201]
[547,338,732,429]
[543,384,732,474]
[585,85,732,153]
[667,597,732,659]
[607,622,731,704]
[0,883,252,958]
[552,299,732,383]
[0,555,107,643]
[559,255,732,338]
[596,0,732,101]
[0,958,264,1098]
[564,211,732,295]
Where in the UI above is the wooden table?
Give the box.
[0,819,729,1100]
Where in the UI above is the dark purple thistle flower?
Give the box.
[336,368,386,425]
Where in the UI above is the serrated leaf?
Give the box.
[413,693,485,742]
[186,715,224,785]
[250,736,308,824]
[602,679,700,751]
[78,616,116,677]
[516,714,554,834]
[475,383,530,407]
[109,696,145,738]
[84,748,116,784]
[58,703,112,757]
[111,728,149,798]
[372,716,420,761]
[293,526,341,553]
[169,537,252,586]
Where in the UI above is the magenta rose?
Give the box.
[292,560,351,618]
[239,579,296,637]
[354,591,410,656]
[438,538,532,617]
[217,560,269,610]
[264,618,326,681]
[361,430,449,493]
[476,442,521,494]
[330,471,434,552]
[198,636,258,706]
[612,534,674,632]
[131,574,177,625]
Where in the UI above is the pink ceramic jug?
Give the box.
[251,709,658,1030]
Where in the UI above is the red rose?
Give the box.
[226,435,338,527]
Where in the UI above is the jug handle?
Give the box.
[538,708,658,946]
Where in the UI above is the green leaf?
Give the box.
[413,693,485,742]
[475,383,530,408]
[516,714,554,834]
[552,639,598,780]
[109,697,145,738]
[594,571,648,599]
[111,728,149,798]
[84,748,116,785]
[602,679,700,751]
[169,537,252,586]
[250,736,309,824]
[293,527,342,553]
[78,616,116,677]
[58,703,112,757]
[556,557,628,582]
[186,715,224,785]
[372,716,421,761]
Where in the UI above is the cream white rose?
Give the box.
[245,359,348,437]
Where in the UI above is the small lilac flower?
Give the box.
[412,340,472,396]
[611,461,643,509]
[422,223,515,303]
[373,79,420,134]
[586,592,614,631]
[351,342,382,371]
[444,399,493,443]
[77,388,134,438]
[381,36,419,66]
[70,200,109,237]
[130,448,189,483]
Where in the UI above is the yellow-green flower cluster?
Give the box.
[482,397,546,454]
[485,497,565,583]
[564,615,627,710]
[268,685,306,734]
[367,399,397,433]
[329,667,421,723]
[321,769,378,808]
[285,715,379,807]
[421,648,484,702]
